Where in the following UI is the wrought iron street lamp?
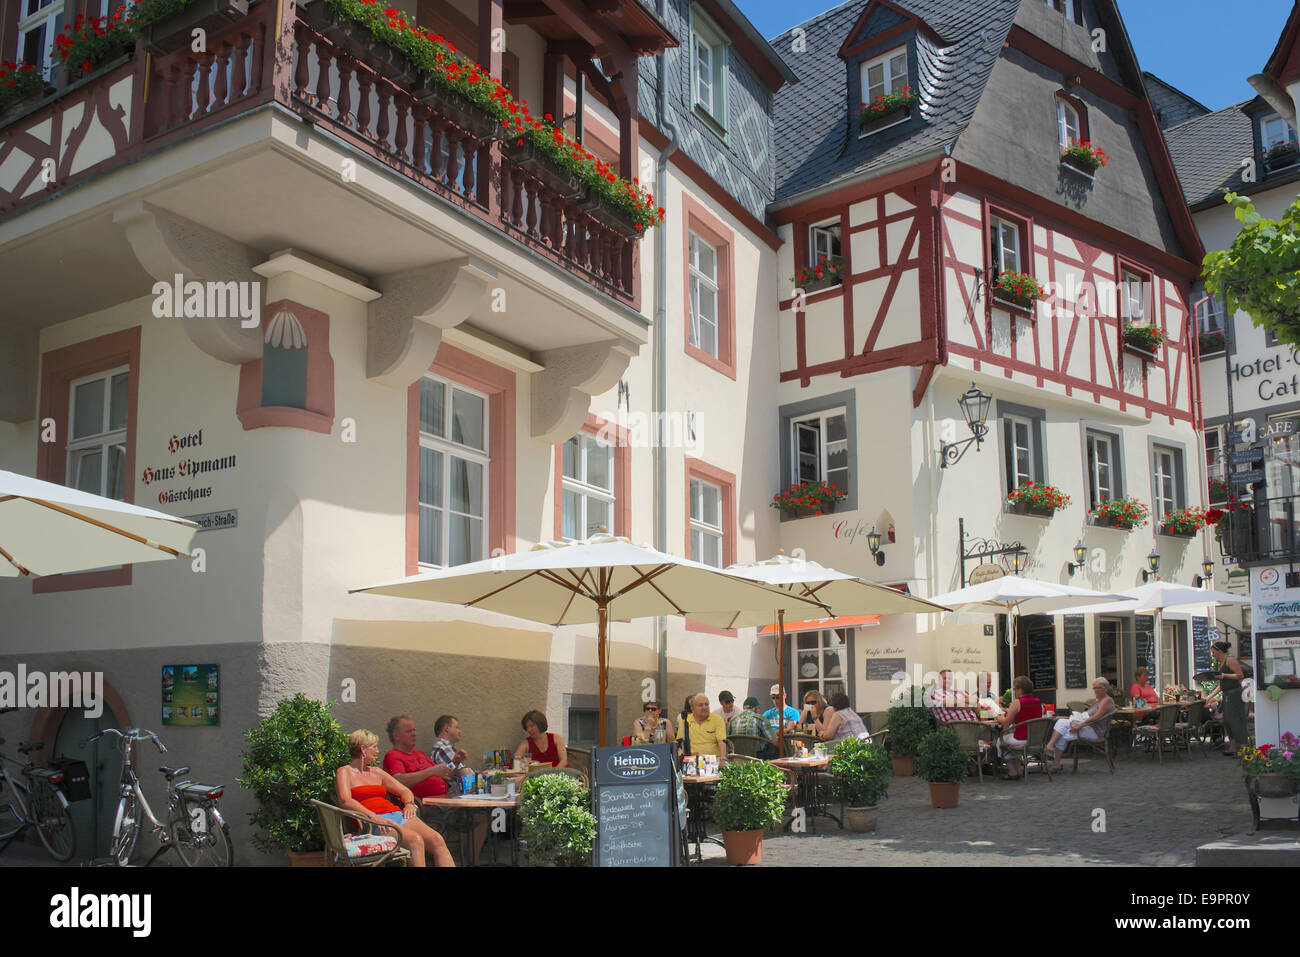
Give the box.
[1067,540,1087,576]
[1142,547,1161,582]
[939,382,993,469]
[867,527,885,566]
[1194,558,1214,587]
[1011,546,1028,575]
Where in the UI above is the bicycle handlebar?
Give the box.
[86,727,167,752]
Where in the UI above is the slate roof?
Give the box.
[771,0,1021,204]
[1163,102,1255,209]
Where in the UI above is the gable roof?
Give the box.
[1143,72,1211,130]
[1163,102,1255,210]
[1263,0,1300,85]
[771,0,1020,205]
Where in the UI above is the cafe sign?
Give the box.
[603,748,662,780]
[969,564,1006,585]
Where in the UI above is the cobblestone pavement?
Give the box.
[697,748,1253,867]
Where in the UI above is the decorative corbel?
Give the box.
[112,200,264,364]
[366,257,496,387]
[531,340,636,444]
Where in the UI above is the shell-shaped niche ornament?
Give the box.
[264,310,307,350]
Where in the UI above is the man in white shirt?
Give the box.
[714,690,742,724]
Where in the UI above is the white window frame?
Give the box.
[1205,425,1226,486]
[690,7,727,128]
[1152,445,1178,518]
[66,365,129,501]
[1056,98,1081,151]
[1005,413,1037,489]
[809,220,842,264]
[1085,430,1118,510]
[991,216,1022,276]
[1194,295,1223,336]
[18,0,66,82]
[688,230,719,358]
[1047,0,1077,21]
[688,477,723,568]
[417,375,490,569]
[1261,114,1299,156]
[1122,267,1148,323]
[859,47,908,105]
[790,407,849,490]
[792,629,849,702]
[560,432,615,541]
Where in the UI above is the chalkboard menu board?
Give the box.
[1192,617,1213,674]
[1134,615,1155,675]
[865,657,908,681]
[1026,617,1056,691]
[1063,616,1088,689]
[593,744,680,867]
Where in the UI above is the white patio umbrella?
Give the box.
[691,553,951,755]
[351,533,831,745]
[930,577,1132,619]
[0,469,197,577]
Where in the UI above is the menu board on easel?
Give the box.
[1062,616,1088,689]
[1026,620,1057,692]
[1134,615,1155,676]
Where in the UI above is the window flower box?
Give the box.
[1123,321,1165,359]
[139,0,249,57]
[857,87,916,134]
[1198,330,1225,354]
[1088,497,1150,531]
[1060,140,1108,174]
[504,138,584,199]
[1263,141,1300,173]
[771,480,846,518]
[1006,482,1070,518]
[992,272,1044,312]
[1159,506,1205,538]
[55,13,136,83]
[577,189,643,239]
[0,60,51,121]
[793,256,845,292]
[410,81,502,142]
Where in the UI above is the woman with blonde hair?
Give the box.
[335,729,454,867]
[1043,677,1115,772]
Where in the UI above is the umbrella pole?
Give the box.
[598,603,608,748]
[777,609,786,760]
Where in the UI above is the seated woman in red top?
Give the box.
[335,729,454,867]
[514,710,567,768]
[1128,667,1160,708]
[993,676,1043,779]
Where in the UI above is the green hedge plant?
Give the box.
[237,694,350,854]
[828,736,891,807]
[519,773,596,865]
[917,729,969,784]
[885,704,933,757]
[711,760,786,832]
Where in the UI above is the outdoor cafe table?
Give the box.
[680,773,722,863]
[768,756,840,832]
[422,794,519,866]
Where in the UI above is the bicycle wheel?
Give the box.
[30,782,76,862]
[169,801,233,867]
[111,793,139,866]
[0,778,29,844]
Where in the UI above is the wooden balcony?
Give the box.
[0,0,673,305]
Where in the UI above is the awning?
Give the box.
[760,614,881,634]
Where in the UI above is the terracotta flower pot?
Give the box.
[891,755,915,777]
[286,849,329,867]
[927,781,960,809]
[722,828,763,865]
[843,805,878,833]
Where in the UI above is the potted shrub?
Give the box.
[1060,139,1108,174]
[828,736,891,832]
[710,760,786,865]
[1123,321,1166,357]
[1006,481,1070,518]
[992,271,1045,310]
[1089,497,1150,530]
[518,772,596,865]
[1240,734,1300,798]
[857,86,917,134]
[917,728,968,808]
[488,771,507,797]
[793,255,845,292]
[1160,505,1205,538]
[237,694,350,865]
[885,704,933,776]
[1263,139,1300,173]
[134,0,248,57]
[771,479,846,518]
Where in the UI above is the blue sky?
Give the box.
[737,0,1294,112]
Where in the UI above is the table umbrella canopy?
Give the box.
[351,534,832,745]
[0,469,197,578]
[930,577,1131,616]
[1051,580,1251,616]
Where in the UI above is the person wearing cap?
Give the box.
[762,684,801,735]
[726,696,775,758]
[714,690,742,724]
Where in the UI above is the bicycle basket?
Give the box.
[49,758,92,802]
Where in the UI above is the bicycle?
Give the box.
[0,708,77,862]
[89,726,233,867]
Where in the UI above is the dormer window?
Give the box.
[861,48,908,107]
[1261,114,1299,173]
[691,6,729,131]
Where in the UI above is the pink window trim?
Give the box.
[552,412,632,540]
[682,193,737,380]
[683,455,738,636]
[34,326,142,593]
[405,344,517,576]
[236,299,335,434]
